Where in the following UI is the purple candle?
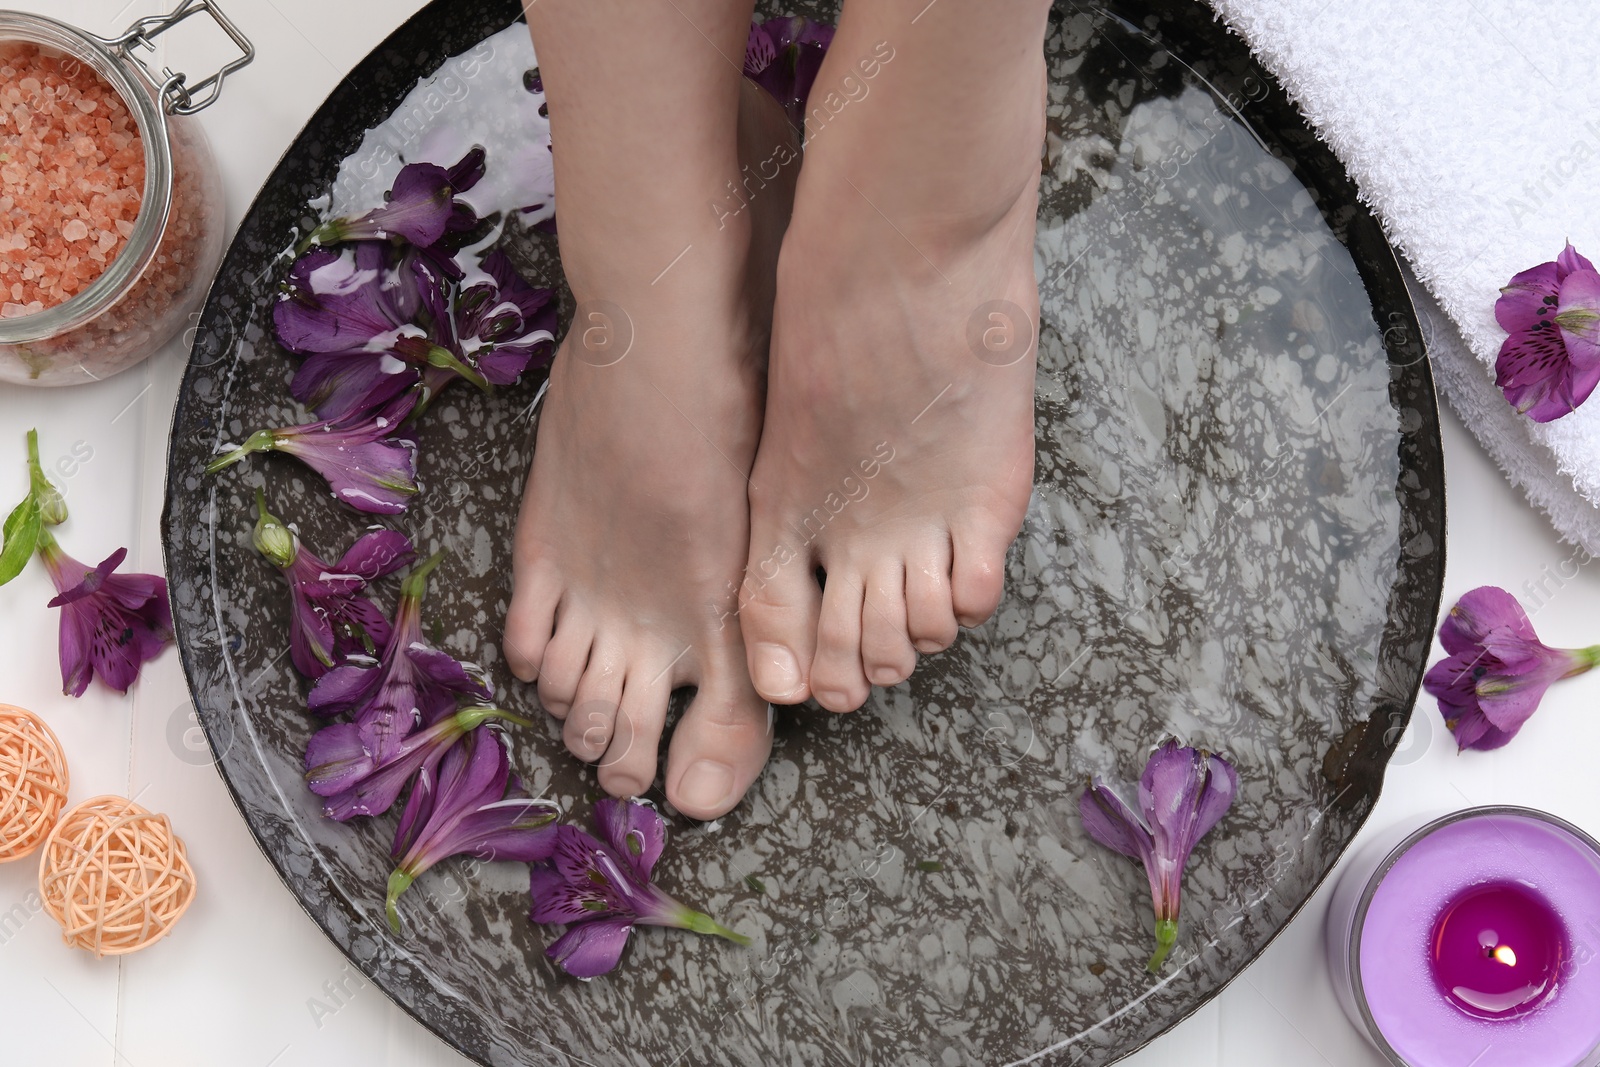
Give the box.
[1327,807,1600,1067]
[1429,880,1566,1018]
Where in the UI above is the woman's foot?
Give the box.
[505,3,796,819]
[738,0,1050,712]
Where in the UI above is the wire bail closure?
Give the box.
[93,0,254,116]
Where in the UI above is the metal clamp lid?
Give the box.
[94,0,254,116]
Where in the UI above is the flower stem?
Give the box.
[204,429,277,475]
[1147,918,1179,973]
[1573,646,1600,675]
[25,428,67,526]
[385,868,415,934]
[682,910,752,946]
[458,705,537,731]
[400,549,446,600]
[423,344,493,395]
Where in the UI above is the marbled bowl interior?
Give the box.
[161,2,1444,1064]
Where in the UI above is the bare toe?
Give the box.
[809,567,871,712]
[665,669,773,819]
[951,519,1010,627]
[503,560,562,681]
[563,639,625,762]
[739,523,820,704]
[536,610,594,718]
[906,539,960,654]
[597,666,675,798]
[861,562,916,686]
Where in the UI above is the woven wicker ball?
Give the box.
[0,703,70,862]
[39,795,197,956]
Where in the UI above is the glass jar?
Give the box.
[0,1,252,386]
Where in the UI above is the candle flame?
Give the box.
[1493,945,1518,967]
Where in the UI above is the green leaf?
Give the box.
[0,493,41,586]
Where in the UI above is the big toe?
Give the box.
[665,670,773,820]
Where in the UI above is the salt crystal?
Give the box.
[0,42,143,309]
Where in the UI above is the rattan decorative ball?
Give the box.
[0,703,70,862]
[39,794,197,956]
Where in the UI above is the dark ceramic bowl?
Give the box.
[162,1,1444,1064]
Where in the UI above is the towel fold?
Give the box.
[1204,0,1600,551]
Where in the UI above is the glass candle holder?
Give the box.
[0,1,251,385]
[1326,807,1600,1067]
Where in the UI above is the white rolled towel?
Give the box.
[1204,0,1600,551]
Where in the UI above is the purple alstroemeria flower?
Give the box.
[402,250,555,401]
[1496,242,1600,422]
[529,797,750,979]
[274,243,487,420]
[203,387,420,515]
[37,529,173,697]
[743,16,835,130]
[384,725,559,932]
[251,489,414,679]
[308,552,491,764]
[305,704,529,821]
[1423,586,1600,751]
[1079,740,1238,972]
[301,147,487,252]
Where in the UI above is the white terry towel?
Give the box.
[1202,0,1600,552]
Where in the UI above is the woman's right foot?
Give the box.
[505,4,795,820]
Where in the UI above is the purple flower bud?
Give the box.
[38,530,173,697]
[1423,586,1600,750]
[528,798,748,979]
[1495,242,1600,422]
[251,490,414,679]
[1079,740,1237,972]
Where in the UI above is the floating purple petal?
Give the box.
[205,388,421,515]
[274,243,423,358]
[528,798,748,979]
[743,15,836,130]
[304,704,525,821]
[304,147,487,251]
[384,726,559,931]
[307,552,491,764]
[251,490,413,678]
[1078,740,1237,971]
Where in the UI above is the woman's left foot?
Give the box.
[739,12,1045,713]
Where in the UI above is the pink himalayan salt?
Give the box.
[0,43,145,310]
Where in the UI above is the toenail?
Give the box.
[814,689,853,711]
[914,639,943,654]
[751,643,803,699]
[679,760,736,813]
[869,666,904,686]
